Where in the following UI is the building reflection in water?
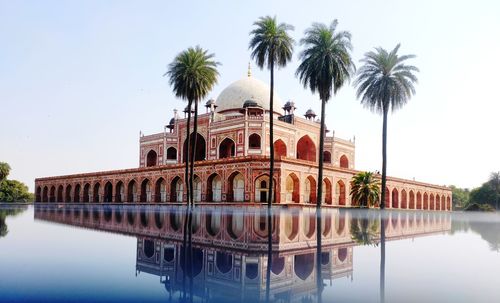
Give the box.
[34,205,451,302]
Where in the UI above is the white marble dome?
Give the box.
[215,76,283,114]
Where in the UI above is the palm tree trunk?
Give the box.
[190,100,199,207]
[316,98,326,209]
[380,106,388,209]
[185,100,192,206]
[268,59,275,208]
[315,208,323,301]
[380,213,386,303]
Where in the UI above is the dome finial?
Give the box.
[247,62,252,77]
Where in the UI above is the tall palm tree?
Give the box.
[350,171,381,208]
[165,46,219,206]
[296,20,355,208]
[249,16,294,208]
[354,44,418,209]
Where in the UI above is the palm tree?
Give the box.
[354,44,418,209]
[165,46,219,206]
[296,20,355,208]
[350,171,381,208]
[249,16,294,208]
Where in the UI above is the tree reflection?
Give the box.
[350,215,379,246]
[0,206,27,238]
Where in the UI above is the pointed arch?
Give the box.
[392,188,399,209]
[166,147,177,161]
[304,176,317,204]
[416,192,422,209]
[83,184,90,202]
[294,253,314,280]
[336,180,346,206]
[115,181,124,203]
[228,171,245,202]
[401,189,407,209]
[57,185,63,202]
[430,193,435,210]
[93,183,100,203]
[207,173,222,202]
[146,150,157,167]
[140,178,152,202]
[274,139,287,159]
[219,137,235,159]
[423,193,429,210]
[183,133,206,162]
[170,176,183,202]
[154,178,167,202]
[103,182,113,202]
[296,135,316,162]
[322,178,332,204]
[285,173,300,203]
[65,185,72,202]
[339,155,349,168]
[409,190,415,209]
[248,133,261,149]
[323,151,332,163]
[254,174,276,203]
[74,184,81,203]
[42,186,48,202]
[127,180,137,202]
[436,195,441,210]
[36,186,42,202]
[49,186,56,202]
[384,187,390,208]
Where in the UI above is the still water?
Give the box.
[0,204,499,303]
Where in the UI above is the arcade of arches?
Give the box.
[36,168,452,210]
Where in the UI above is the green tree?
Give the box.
[354,44,418,209]
[296,20,355,208]
[165,46,219,206]
[449,185,470,209]
[350,172,381,208]
[0,162,11,182]
[249,16,294,208]
[488,171,500,209]
[469,182,497,207]
[0,180,34,202]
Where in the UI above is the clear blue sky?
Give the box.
[1,0,499,191]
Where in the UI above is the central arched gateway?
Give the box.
[296,135,316,162]
[146,150,157,167]
[254,175,276,203]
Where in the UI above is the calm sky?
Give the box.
[1,0,499,192]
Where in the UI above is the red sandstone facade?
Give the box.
[34,74,452,210]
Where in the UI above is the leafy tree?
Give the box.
[0,180,34,202]
[449,185,470,209]
[249,16,294,208]
[0,162,11,182]
[296,20,355,208]
[165,46,219,206]
[354,44,418,209]
[469,182,497,207]
[488,172,500,209]
[350,172,380,208]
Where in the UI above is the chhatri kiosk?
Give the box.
[35,70,451,210]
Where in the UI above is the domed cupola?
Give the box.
[215,67,283,115]
[283,100,296,115]
[304,109,316,120]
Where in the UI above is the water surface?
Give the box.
[0,204,499,302]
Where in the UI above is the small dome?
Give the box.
[243,99,260,108]
[216,76,283,114]
[183,105,194,113]
[305,109,316,117]
[283,100,296,110]
[169,118,175,125]
[205,99,216,107]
